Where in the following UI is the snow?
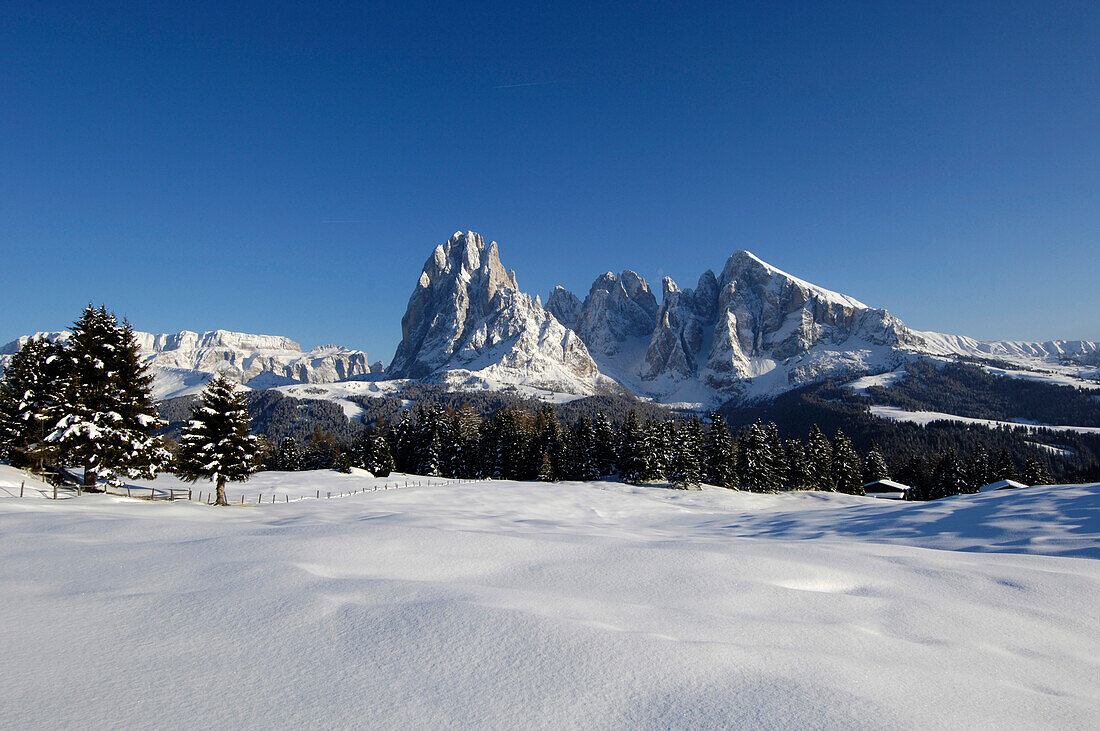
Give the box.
[979,479,1029,492]
[2,471,1099,727]
[847,367,907,394]
[869,404,1100,434]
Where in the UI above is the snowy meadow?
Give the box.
[2,473,1098,729]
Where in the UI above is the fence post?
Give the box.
[20,481,24,498]
[189,489,192,500]
[327,492,331,499]
[316,490,320,499]
[53,484,58,500]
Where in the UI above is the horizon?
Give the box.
[4,2,1099,355]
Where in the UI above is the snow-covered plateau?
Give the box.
[2,470,1098,728]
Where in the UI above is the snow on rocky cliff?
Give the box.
[549,248,1099,405]
[387,231,606,396]
[1,329,376,401]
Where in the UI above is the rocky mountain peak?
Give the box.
[388,232,602,393]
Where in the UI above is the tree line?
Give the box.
[1,305,1054,503]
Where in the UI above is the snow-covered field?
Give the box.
[2,473,1099,728]
[869,404,1100,435]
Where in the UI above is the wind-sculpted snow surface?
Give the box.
[2,477,1099,728]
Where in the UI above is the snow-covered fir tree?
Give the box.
[47,305,167,488]
[570,417,601,481]
[0,336,65,470]
[928,448,966,500]
[667,419,703,489]
[737,421,771,492]
[804,425,833,491]
[992,448,1019,483]
[703,413,738,488]
[277,437,302,471]
[1022,455,1051,486]
[175,372,259,505]
[593,411,618,477]
[862,440,890,484]
[785,438,813,491]
[617,410,649,485]
[763,422,788,491]
[964,444,991,492]
[830,430,863,495]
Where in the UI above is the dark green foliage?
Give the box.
[617,410,649,485]
[927,448,967,500]
[48,305,167,486]
[668,418,703,488]
[592,411,619,477]
[737,421,771,492]
[175,373,259,504]
[865,359,1100,427]
[805,425,833,491]
[0,337,65,469]
[335,451,354,474]
[570,417,601,481]
[830,430,863,495]
[277,437,303,471]
[703,413,738,488]
[862,441,890,484]
[1022,455,1051,486]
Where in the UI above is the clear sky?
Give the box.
[3,1,1098,360]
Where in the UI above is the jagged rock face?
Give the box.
[138,330,374,386]
[642,272,719,381]
[548,271,658,360]
[389,231,600,392]
[0,329,375,400]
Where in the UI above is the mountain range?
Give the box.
[3,230,1097,410]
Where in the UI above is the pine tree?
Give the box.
[334,451,354,473]
[963,444,990,493]
[47,306,167,488]
[593,411,618,477]
[703,413,738,488]
[0,336,65,470]
[862,441,890,485]
[668,419,703,489]
[786,438,813,491]
[897,455,929,499]
[617,410,649,485]
[737,421,770,492]
[764,422,788,490]
[830,430,863,495]
[929,449,966,500]
[277,437,302,471]
[992,448,1019,483]
[175,373,259,505]
[570,417,600,481]
[367,432,394,477]
[804,425,833,491]
[537,450,554,482]
[304,426,339,470]
[1022,455,1051,486]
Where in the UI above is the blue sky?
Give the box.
[3,1,1098,359]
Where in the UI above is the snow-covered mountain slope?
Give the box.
[387,231,608,396]
[549,248,1098,406]
[1,329,378,401]
[2,476,1099,727]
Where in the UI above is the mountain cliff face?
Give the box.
[0,329,376,401]
[548,248,1098,405]
[388,231,603,395]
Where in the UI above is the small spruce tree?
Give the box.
[175,373,259,506]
